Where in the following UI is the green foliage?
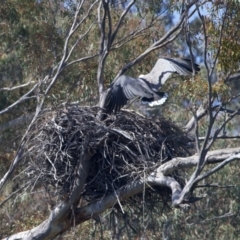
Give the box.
[218,1,240,73]
[1,1,240,239]
[204,1,240,73]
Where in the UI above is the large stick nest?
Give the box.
[24,106,192,204]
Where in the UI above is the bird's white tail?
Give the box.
[148,93,168,107]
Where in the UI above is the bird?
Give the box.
[104,57,200,114]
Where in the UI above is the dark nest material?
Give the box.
[24,106,193,205]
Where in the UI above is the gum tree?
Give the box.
[1,0,240,239]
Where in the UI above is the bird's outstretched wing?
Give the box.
[140,58,200,89]
[104,75,154,113]
[104,58,200,114]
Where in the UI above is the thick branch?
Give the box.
[4,146,240,239]
[4,153,93,240]
[157,147,240,175]
[5,172,182,239]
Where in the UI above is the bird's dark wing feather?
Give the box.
[164,58,200,74]
[105,75,153,113]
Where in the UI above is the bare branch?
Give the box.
[189,4,230,175]
[184,103,240,134]
[184,104,208,132]
[114,1,197,79]
[157,147,240,175]
[209,110,240,145]
[64,54,99,69]
[185,6,198,76]
[6,146,239,238]
[97,0,136,98]
[194,153,240,184]
[226,71,240,82]
[0,79,35,92]
[65,21,97,63]
[0,2,99,190]
[110,0,136,46]
[191,108,201,153]
[157,148,240,205]
[0,147,25,190]
[198,135,240,141]
[195,5,214,157]
[97,0,108,95]
[0,182,31,208]
[65,1,99,63]
[111,15,157,50]
[4,172,183,239]
[4,153,93,240]
[0,83,38,116]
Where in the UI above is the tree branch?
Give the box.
[157,147,240,175]
[4,171,183,239]
[114,1,197,80]
[0,79,35,92]
[4,153,93,240]
[183,104,208,133]
[0,1,99,190]
[4,146,240,239]
[0,83,38,116]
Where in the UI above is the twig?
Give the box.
[0,83,38,116]
[0,80,35,92]
[0,182,31,207]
